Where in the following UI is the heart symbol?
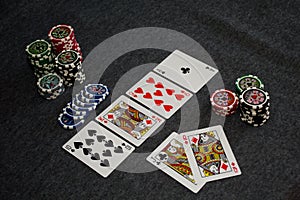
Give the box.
[97,135,106,142]
[100,159,110,167]
[102,149,112,157]
[82,148,92,155]
[146,77,155,84]
[74,142,83,149]
[166,89,175,95]
[154,99,164,106]
[85,139,94,146]
[88,129,97,136]
[163,105,173,112]
[146,119,152,125]
[143,92,152,99]
[134,87,144,94]
[153,90,163,96]
[155,82,164,88]
[175,94,185,101]
[105,140,114,147]
[91,153,100,160]
[114,146,124,153]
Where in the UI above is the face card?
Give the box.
[180,125,241,183]
[62,121,135,178]
[126,72,193,119]
[153,50,219,93]
[96,95,165,147]
[147,132,205,193]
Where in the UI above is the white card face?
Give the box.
[180,125,241,183]
[95,95,165,147]
[126,72,193,119]
[62,121,135,178]
[146,132,206,193]
[153,50,219,93]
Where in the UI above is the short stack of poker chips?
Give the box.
[58,84,109,130]
[235,74,264,94]
[48,24,82,58]
[55,50,86,87]
[210,89,239,116]
[25,39,55,79]
[239,87,270,127]
[37,73,65,100]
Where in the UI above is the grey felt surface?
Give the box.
[0,0,299,199]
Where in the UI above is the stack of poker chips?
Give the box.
[48,24,82,59]
[25,39,55,79]
[37,73,65,100]
[239,87,270,127]
[58,84,109,130]
[55,50,86,87]
[210,89,239,116]
[235,74,264,94]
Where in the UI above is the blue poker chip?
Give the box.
[79,90,104,104]
[63,107,87,120]
[65,102,89,114]
[84,84,109,99]
[73,94,98,108]
[58,113,84,130]
[70,100,96,112]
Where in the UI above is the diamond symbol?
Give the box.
[221,163,228,170]
[107,114,114,119]
[191,137,198,144]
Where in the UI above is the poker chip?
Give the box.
[235,74,264,94]
[84,84,110,99]
[55,50,86,86]
[26,39,55,79]
[210,89,239,116]
[37,73,65,100]
[48,24,82,58]
[239,87,270,127]
[79,90,104,103]
[58,113,84,130]
[73,94,98,108]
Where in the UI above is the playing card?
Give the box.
[96,95,165,147]
[147,132,206,193]
[153,50,218,93]
[126,72,193,119]
[180,125,241,183]
[62,121,135,178]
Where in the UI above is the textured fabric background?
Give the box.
[0,0,299,199]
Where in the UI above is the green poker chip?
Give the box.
[235,74,264,94]
[25,39,52,58]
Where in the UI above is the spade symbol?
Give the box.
[97,135,106,142]
[91,153,100,160]
[105,140,114,147]
[181,67,190,74]
[102,149,112,157]
[82,148,92,155]
[74,142,83,149]
[85,139,95,146]
[114,146,123,153]
[100,159,110,167]
[88,129,97,136]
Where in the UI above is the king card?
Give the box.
[153,50,218,93]
[96,95,165,147]
[147,132,205,193]
[126,72,193,119]
[180,125,241,183]
[62,121,135,178]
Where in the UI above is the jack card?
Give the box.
[180,125,241,183]
[153,50,218,93]
[126,72,193,119]
[62,121,135,178]
[147,132,206,193]
[96,95,165,147]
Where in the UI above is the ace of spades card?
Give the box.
[147,132,205,193]
[62,121,135,178]
[126,72,193,119]
[180,125,241,183]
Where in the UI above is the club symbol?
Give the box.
[181,67,190,74]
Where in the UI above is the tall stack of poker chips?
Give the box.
[55,50,86,87]
[210,89,239,116]
[235,74,264,94]
[48,24,82,59]
[58,84,109,130]
[239,87,270,127]
[25,39,55,79]
[37,73,65,100]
